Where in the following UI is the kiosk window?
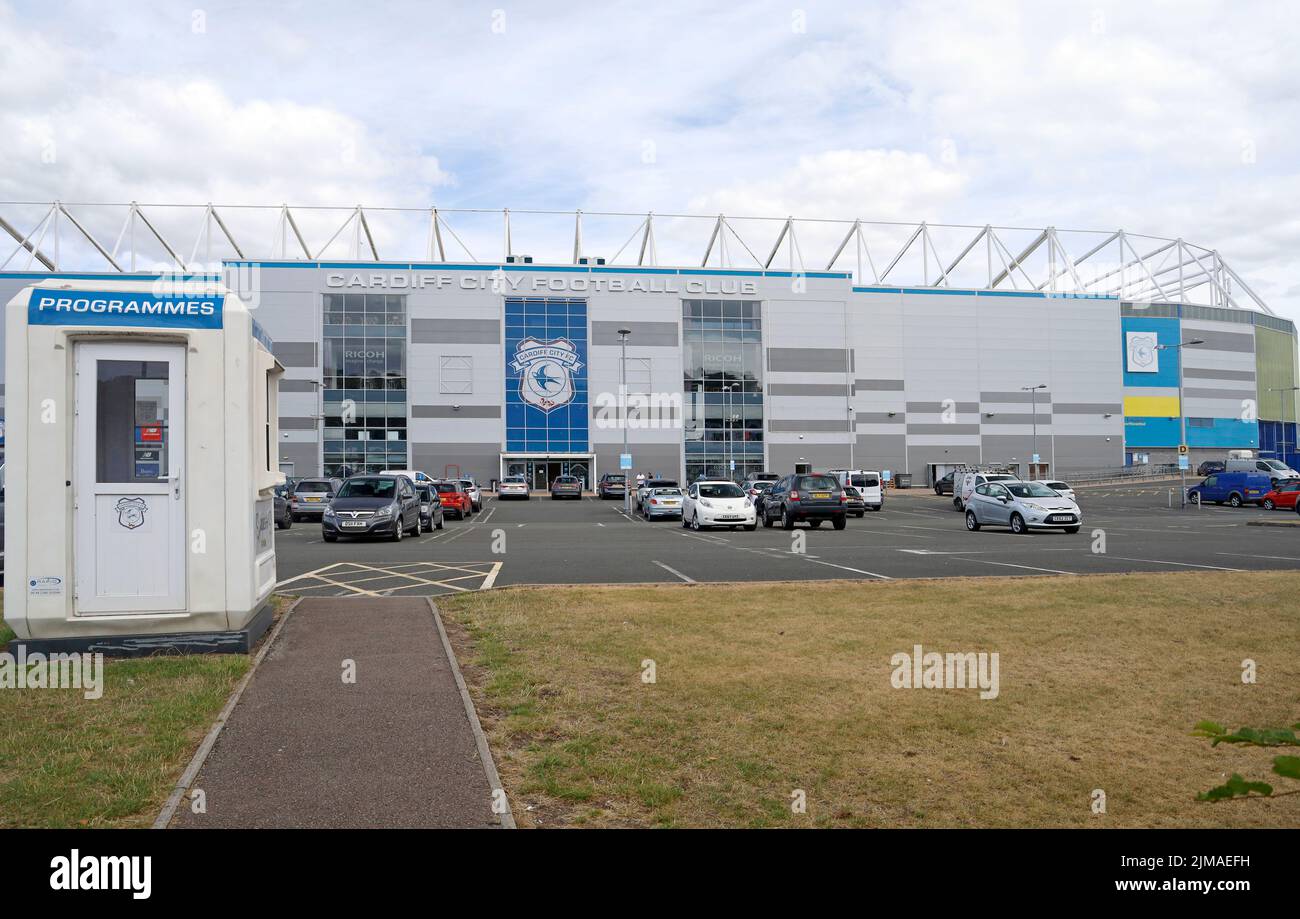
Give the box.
[96,360,169,483]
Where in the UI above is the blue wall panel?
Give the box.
[504,298,589,453]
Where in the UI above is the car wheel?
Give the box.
[1189,492,1200,505]
[691,512,702,530]
[323,532,338,543]
[782,508,795,530]
[762,509,774,528]
[1010,513,1027,534]
[1264,498,1276,510]
[744,523,757,531]
[681,512,690,528]
[1229,493,1243,508]
[965,510,980,531]
[1064,526,1080,534]
[832,516,847,531]
[435,516,444,529]
[412,515,422,536]
[391,519,403,541]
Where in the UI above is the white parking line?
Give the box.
[1103,555,1242,572]
[480,561,503,590]
[1216,552,1300,562]
[951,558,1075,575]
[803,558,892,580]
[652,560,696,583]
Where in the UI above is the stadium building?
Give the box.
[2,204,1296,487]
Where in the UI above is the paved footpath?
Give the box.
[173,597,499,828]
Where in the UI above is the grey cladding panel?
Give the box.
[767,348,849,373]
[411,318,501,344]
[273,341,318,368]
[412,404,502,419]
[592,321,678,347]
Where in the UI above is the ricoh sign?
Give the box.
[325,271,758,296]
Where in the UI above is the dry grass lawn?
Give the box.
[441,571,1300,828]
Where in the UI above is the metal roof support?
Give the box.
[573,209,582,264]
[934,225,987,288]
[428,207,445,261]
[0,207,56,271]
[988,229,1031,290]
[131,203,184,269]
[313,209,356,260]
[878,223,925,284]
[1120,232,1173,302]
[503,208,512,260]
[764,218,791,269]
[990,229,1046,290]
[357,206,379,260]
[278,206,306,260]
[60,202,121,271]
[702,215,723,267]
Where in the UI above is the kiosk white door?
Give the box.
[74,343,186,613]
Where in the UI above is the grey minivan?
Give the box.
[322,475,422,542]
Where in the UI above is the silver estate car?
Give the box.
[964,480,1082,534]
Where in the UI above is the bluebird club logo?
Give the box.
[510,337,583,412]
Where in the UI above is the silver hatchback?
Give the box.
[964,480,1082,534]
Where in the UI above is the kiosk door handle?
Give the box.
[160,471,182,499]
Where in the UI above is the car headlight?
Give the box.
[700,499,714,508]
[1023,502,1047,512]
[374,505,393,517]
[323,506,335,517]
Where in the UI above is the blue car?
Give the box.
[1187,472,1272,508]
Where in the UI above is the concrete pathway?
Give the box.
[172,597,500,828]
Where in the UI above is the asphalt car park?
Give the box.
[271,479,1300,595]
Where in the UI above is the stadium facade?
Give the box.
[1,206,1296,486]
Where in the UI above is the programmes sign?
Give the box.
[28,289,224,331]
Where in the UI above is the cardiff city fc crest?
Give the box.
[510,337,583,413]
[115,496,148,530]
[1126,331,1159,373]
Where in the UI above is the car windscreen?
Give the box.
[295,480,333,492]
[1007,482,1060,498]
[1262,460,1290,471]
[850,475,879,487]
[606,475,626,482]
[434,483,460,494]
[698,483,745,498]
[502,477,526,484]
[986,475,1017,482]
[646,479,678,487]
[460,480,475,487]
[796,476,838,491]
[651,488,682,496]
[416,485,433,500]
[337,478,396,498]
[555,476,578,483]
[1044,482,1069,490]
[844,486,861,497]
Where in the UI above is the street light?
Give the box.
[722,383,735,482]
[618,328,632,514]
[1021,384,1047,478]
[1156,338,1204,507]
[1267,385,1300,466]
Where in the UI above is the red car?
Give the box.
[433,480,473,519]
[1260,480,1300,510]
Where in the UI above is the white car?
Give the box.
[459,478,483,510]
[498,476,530,500]
[681,480,757,531]
[1034,479,1076,502]
[964,480,1082,534]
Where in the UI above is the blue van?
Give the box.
[1186,472,1272,508]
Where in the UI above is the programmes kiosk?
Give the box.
[5,279,284,654]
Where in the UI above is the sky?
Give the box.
[1,0,1298,320]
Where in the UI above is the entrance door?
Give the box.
[74,343,186,613]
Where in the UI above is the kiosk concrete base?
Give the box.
[6,601,275,658]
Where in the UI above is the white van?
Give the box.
[829,470,884,511]
[955,471,1019,511]
[378,469,434,484]
[1224,457,1298,485]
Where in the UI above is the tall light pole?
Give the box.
[1157,338,1204,507]
[618,328,632,514]
[1267,385,1300,466]
[1021,384,1047,478]
[722,382,734,482]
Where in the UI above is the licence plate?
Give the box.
[812,492,831,499]
[1048,514,1076,523]
[662,500,679,505]
[304,496,322,502]
[341,521,367,528]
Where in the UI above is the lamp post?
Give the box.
[1267,385,1300,467]
[1021,384,1047,478]
[722,383,735,482]
[618,328,632,514]
[1156,338,1204,507]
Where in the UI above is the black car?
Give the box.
[322,475,422,542]
[843,485,867,517]
[761,473,847,530]
[750,482,775,517]
[933,471,955,495]
[1197,460,1226,476]
[416,483,445,531]
[597,473,628,499]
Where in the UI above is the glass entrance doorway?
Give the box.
[503,457,592,491]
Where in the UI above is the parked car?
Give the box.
[1035,479,1076,502]
[1260,481,1300,511]
[741,472,780,503]
[291,477,342,521]
[433,479,473,518]
[750,482,775,517]
[1196,460,1226,476]
[274,490,293,529]
[459,478,483,511]
[322,474,422,542]
[498,476,530,500]
[933,471,955,496]
[642,487,685,519]
[1224,457,1299,487]
[761,473,847,530]
[682,481,758,531]
[954,472,1019,510]
[597,473,628,499]
[964,480,1082,534]
[636,477,679,510]
[416,482,446,530]
[379,468,435,484]
[1186,472,1272,508]
[550,475,582,499]
[842,485,867,517]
